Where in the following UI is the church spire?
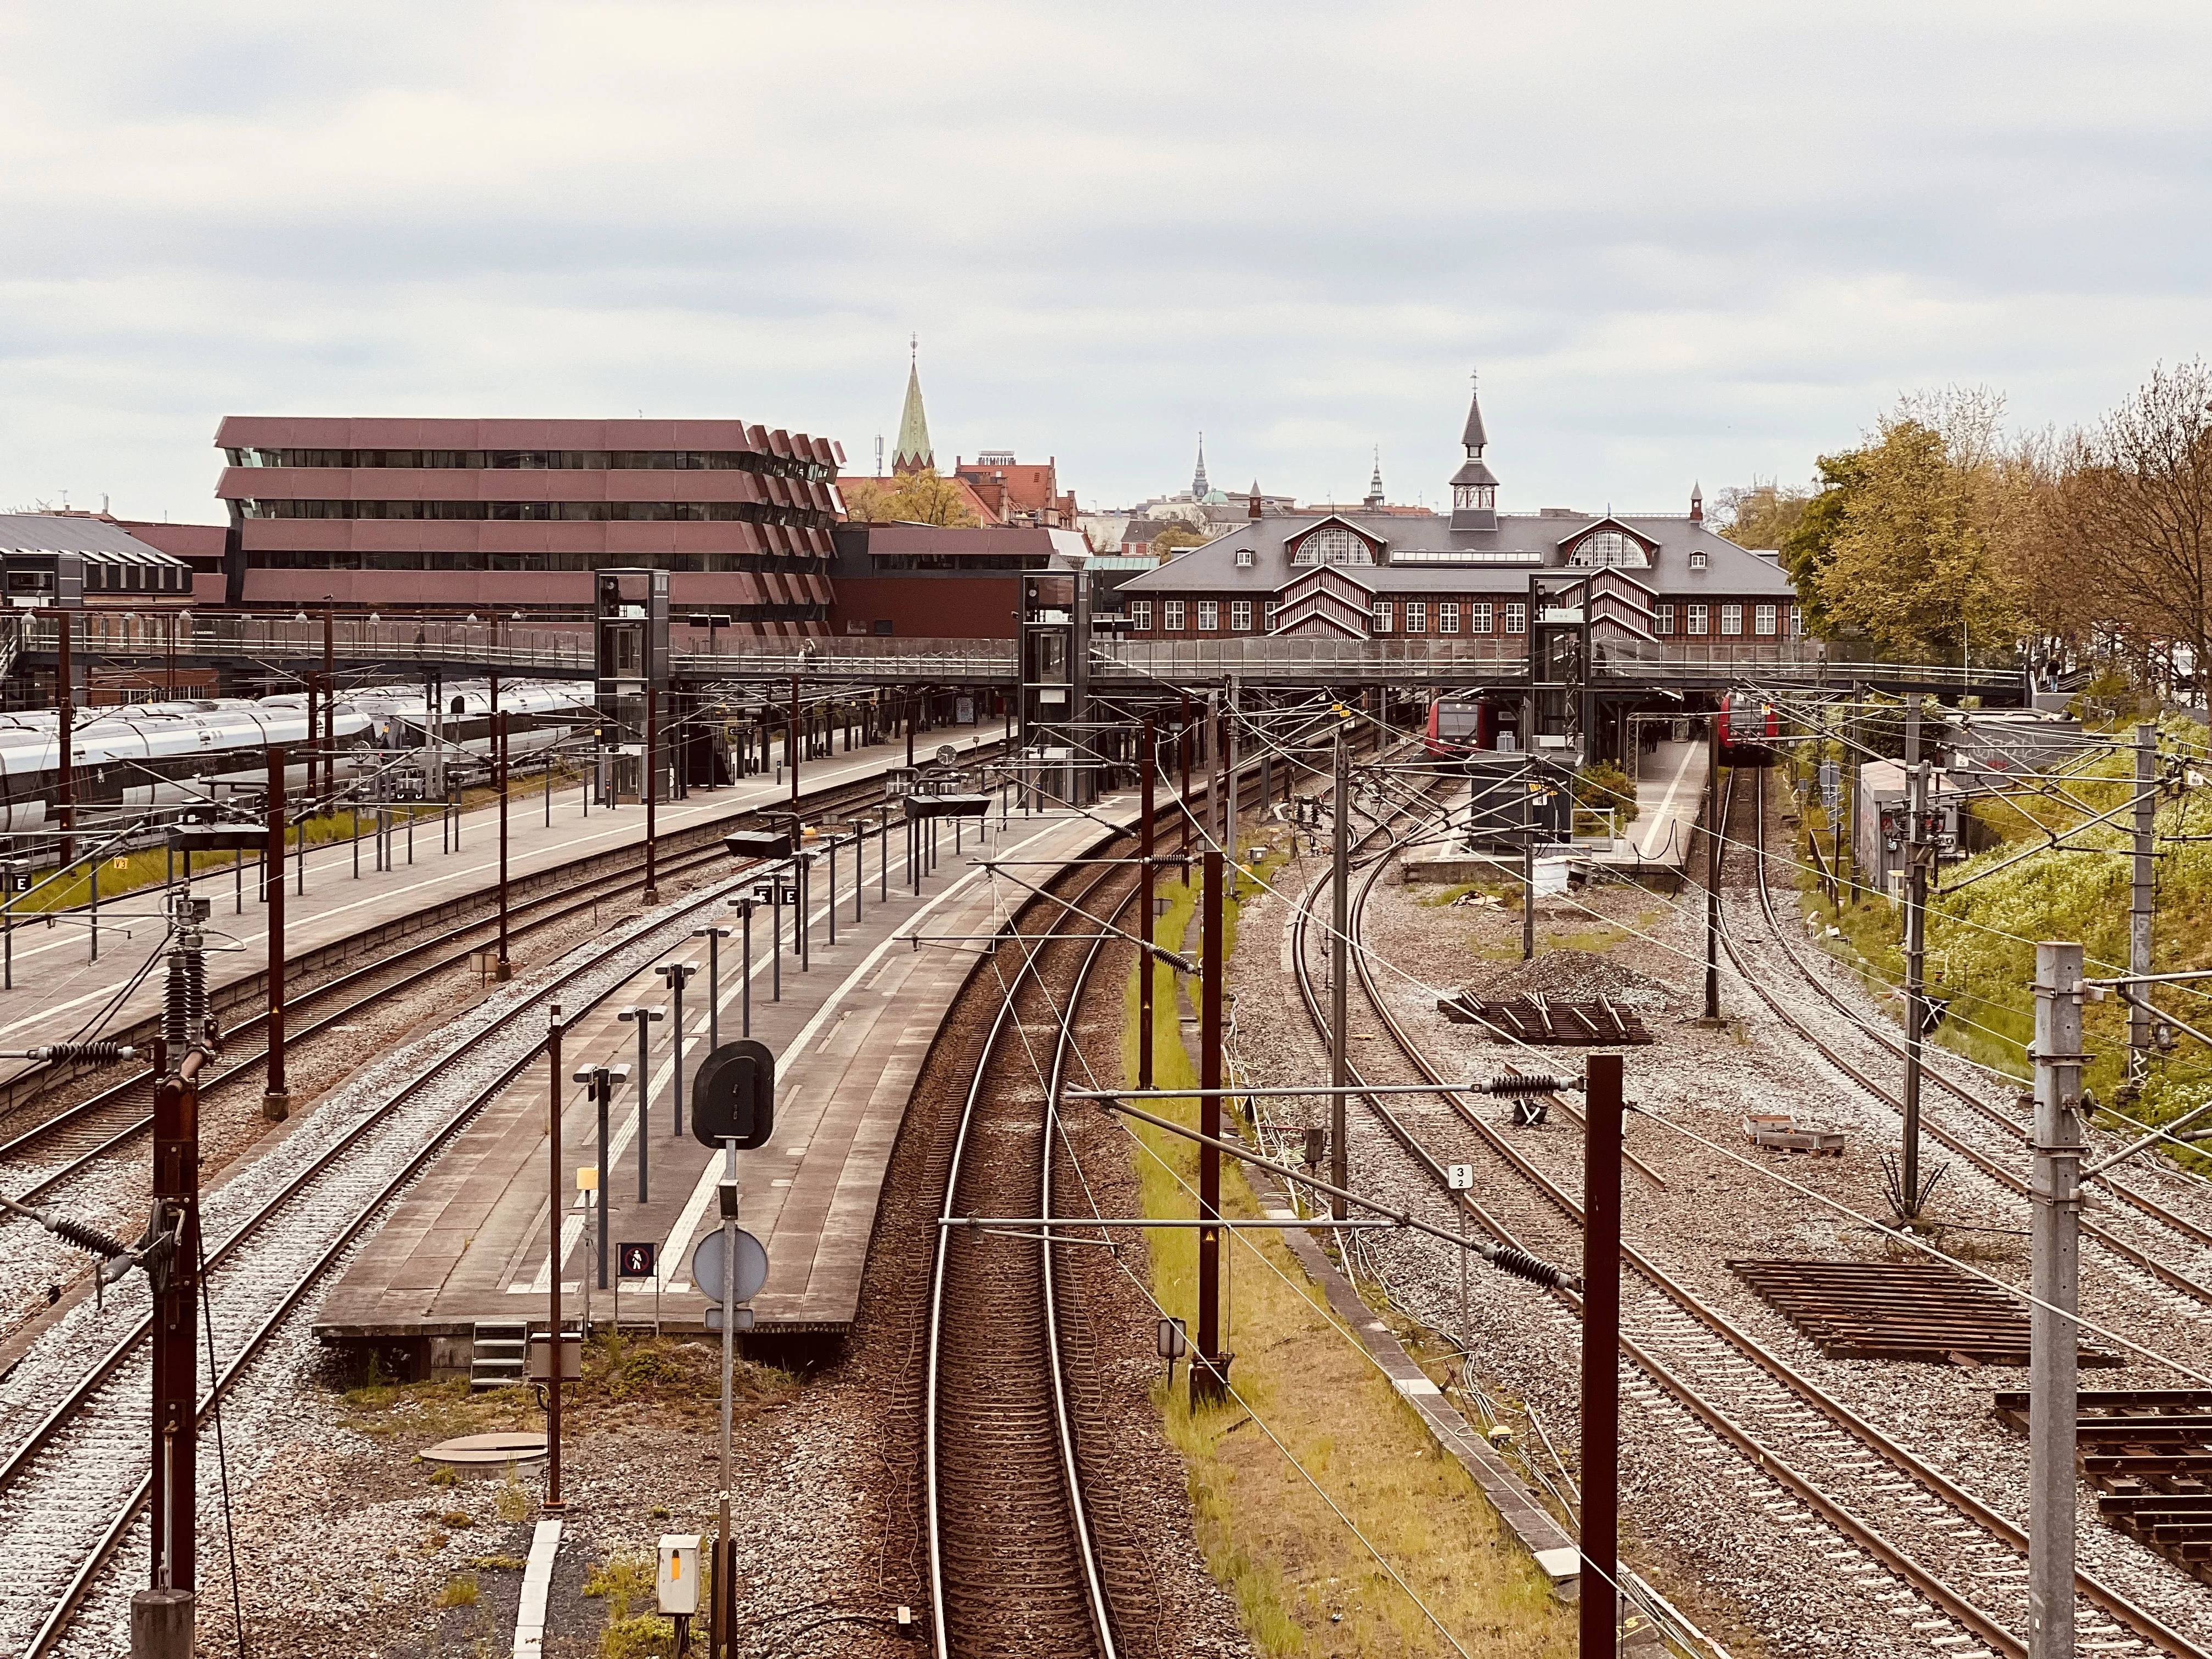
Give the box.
[1448,368,1499,532]
[1191,432,1209,499]
[1365,447,1385,509]
[891,335,934,475]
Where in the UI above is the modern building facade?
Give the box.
[212,416,843,631]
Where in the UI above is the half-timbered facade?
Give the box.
[1116,387,1799,659]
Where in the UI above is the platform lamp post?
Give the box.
[653,964,696,1135]
[571,1063,630,1290]
[617,1008,664,1201]
[690,928,731,1051]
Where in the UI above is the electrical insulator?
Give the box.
[1480,1242,1575,1291]
[1472,1074,1577,1096]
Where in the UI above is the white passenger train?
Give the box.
[0,679,592,832]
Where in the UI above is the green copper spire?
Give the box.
[891,335,934,473]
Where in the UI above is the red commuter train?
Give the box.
[1716,692,1781,765]
[1425,696,1496,757]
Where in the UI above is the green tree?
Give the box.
[840,469,980,528]
[1780,449,1870,638]
[1813,390,2021,660]
[1714,478,1809,552]
[1153,523,1208,555]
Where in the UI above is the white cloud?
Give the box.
[3,0,2211,518]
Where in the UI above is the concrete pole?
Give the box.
[1139,722,1156,1092]
[1226,676,1240,875]
[1902,753,1931,1217]
[2029,940,2085,1659]
[1194,847,1227,1406]
[1581,1051,1623,1659]
[2130,723,2158,1085]
[1329,725,1350,1221]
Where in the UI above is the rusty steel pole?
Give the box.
[496,712,512,977]
[789,675,802,810]
[57,611,74,868]
[544,1006,566,1513]
[1704,713,1721,1022]
[1193,847,1228,1407]
[263,748,289,1121]
[321,608,335,800]
[1138,721,1156,1092]
[1178,691,1193,856]
[1581,1051,1623,1657]
[644,686,660,904]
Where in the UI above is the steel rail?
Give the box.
[0,740,1008,1126]
[923,849,1134,1659]
[15,772,973,1651]
[1272,766,2205,1659]
[1741,765,2212,1253]
[1714,769,2212,1310]
[0,759,956,1211]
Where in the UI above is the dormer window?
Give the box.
[1688,550,1708,571]
[1567,530,1649,569]
[1291,525,1374,567]
[1235,548,1254,568]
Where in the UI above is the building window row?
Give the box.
[1125,590,1794,641]
[228,447,835,482]
[242,549,827,573]
[242,498,833,530]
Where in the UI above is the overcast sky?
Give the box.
[3,1,2208,523]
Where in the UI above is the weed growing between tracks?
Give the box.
[1121,862,1573,1658]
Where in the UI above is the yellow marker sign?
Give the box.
[111,857,128,870]
[576,1166,599,1191]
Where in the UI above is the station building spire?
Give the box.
[1448,368,1499,532]
[891,334,935,475]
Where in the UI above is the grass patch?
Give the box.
[602,1614,681,1658]
[583,1552,657,1618]
[1124,856,1575,1657]
[435,1573,478,1608]
[1777,721,2212,1178]
[466,1555,527,1571]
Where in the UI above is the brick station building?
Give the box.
[212,416,843,631]
[1116,384,1800,652]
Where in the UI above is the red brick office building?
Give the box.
[212,416,843,631]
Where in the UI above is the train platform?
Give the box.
[313,789,1137,1369]
[0,727,997,1101]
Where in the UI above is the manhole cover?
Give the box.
[421,1432,549,1466]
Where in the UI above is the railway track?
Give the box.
[1723,765,2212,1298]
[0,756,991,1655]
[923,845,1139,1659]
[1279,775,2205,1657]
[0,759,964,1295]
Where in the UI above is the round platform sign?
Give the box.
[690,1227,769,1305]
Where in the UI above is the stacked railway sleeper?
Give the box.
[0,761,969,1355]
[1233,765,2212,1656]
[1714,763,2212,1611]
